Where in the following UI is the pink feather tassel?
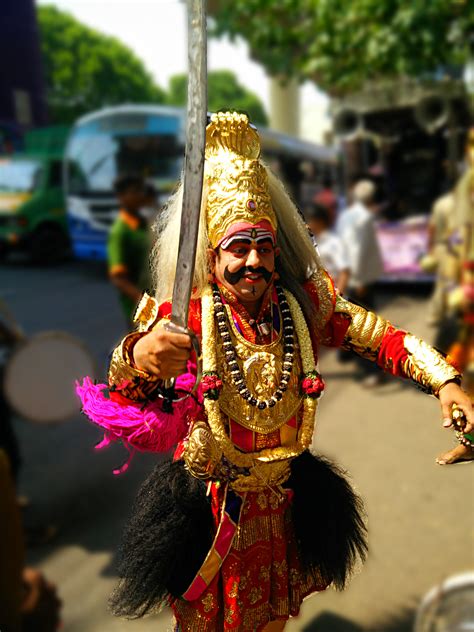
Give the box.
[76,374,203,473]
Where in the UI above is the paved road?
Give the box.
[1,260,473,632]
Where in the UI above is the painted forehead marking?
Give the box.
[220,228,276,250]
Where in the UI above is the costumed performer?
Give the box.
[78,112,473,632]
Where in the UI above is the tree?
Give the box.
[37,5,166,123]
[211,1,474,95]
[167,70,268,125]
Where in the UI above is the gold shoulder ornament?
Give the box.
[309,269,337,337]
[133,293,159,332]
[335,295,391,359]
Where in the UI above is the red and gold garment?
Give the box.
[173,484,326,631]
[108,271,460,631]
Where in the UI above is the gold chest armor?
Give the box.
[216,304,303,434]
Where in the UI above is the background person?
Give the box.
[141,181,159,224]
[0,449,61,632]
[0,313,22,487]
[424,191,457,327]
[107,174,152,325]
[337,180,384,385]
[313,174,338,226]
[306,203,350,295]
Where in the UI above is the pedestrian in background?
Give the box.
[306,203,350,295]
[107,175,152,325]
[424,191,456,327]
[0,312,21,487]
[0,449,62,632]
[313,174,338,227]
[337,180,384,386]
[141,182,159,225]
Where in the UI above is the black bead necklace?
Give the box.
[212,283,295,410]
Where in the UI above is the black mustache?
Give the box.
[224,266,273,286]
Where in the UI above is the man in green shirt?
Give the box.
[108,175,151,324]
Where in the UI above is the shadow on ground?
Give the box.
[302,607,416,632]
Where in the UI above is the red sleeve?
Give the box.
[376,326,408,376]
[156,298,202,338]
[322,312,351,348]
[303,272,345,349]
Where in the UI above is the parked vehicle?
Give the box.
[0,126,70,263]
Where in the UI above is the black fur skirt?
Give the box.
[110,451,367,619]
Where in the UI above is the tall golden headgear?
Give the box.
[205,112,277,248]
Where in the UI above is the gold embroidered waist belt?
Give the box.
[183,421,293,491]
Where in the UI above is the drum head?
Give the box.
[4,331,96,424]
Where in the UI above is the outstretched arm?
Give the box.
[331,295,472,433]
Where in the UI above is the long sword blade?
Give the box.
[170,0,207,328]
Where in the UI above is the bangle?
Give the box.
[455,431,474,449]
[437,377,462,396]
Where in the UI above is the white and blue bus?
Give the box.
[64,104,340,261]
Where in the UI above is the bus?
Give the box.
[64,104,340,261]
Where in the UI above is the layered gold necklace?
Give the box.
[201,283,321,468]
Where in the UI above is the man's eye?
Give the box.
[259,247,271,254]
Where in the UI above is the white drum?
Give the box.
[4,331,96,424]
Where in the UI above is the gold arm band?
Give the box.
[335,296,391,360]
[402,334,461,397]
[108,332,160,401]
[133,293,159,332]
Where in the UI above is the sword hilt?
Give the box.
[160,321,202,402]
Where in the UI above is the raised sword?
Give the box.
[163,0,207,397]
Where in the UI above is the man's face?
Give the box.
[210,239,279,306]
[308,218,326,237]
[119,186,145,213]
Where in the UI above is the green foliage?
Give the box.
[167,70,268,125]
[211,0,474,94]
[37,5,166,123]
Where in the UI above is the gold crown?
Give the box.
[205,112,277,248]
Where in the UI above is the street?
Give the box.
[2,260,473,632]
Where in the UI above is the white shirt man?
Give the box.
[312,231,349,287]
[336,180,384,291]
[306,204,350,295]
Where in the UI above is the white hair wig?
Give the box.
[151,165,323,306]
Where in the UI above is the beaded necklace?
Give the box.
[201,284,325,467]
[212,283,294,410]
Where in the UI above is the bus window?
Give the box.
[66,131,183,194]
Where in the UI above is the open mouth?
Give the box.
[243,273,262,282]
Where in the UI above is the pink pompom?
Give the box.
[76,375,204,473]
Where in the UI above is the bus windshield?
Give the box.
[0,159,43,193]
[65,111,184,195]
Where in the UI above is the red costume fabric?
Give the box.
[172,485,326,631]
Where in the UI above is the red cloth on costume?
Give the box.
[172,486,326,631]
